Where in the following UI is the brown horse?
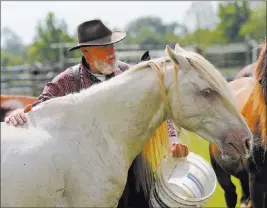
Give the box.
[209,39,267,208]
[235,62,257,79]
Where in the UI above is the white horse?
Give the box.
[1,44,253,207]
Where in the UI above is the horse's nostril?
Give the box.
[245,139,250,151]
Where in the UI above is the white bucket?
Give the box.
[150,152,216,207]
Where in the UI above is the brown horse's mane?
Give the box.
[241,39,267,147]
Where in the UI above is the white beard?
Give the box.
[93,59,118,75]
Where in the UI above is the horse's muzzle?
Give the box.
[220,128,253,160]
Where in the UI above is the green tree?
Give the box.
[216,0,251,43]
[124,16,189,46]
[240,3,266,42]
[124,16,165,46]
[132,27,164,46]
[1,50,26,67]
[180,28,226,49]
[184,2,218,33]
[27,12,75,63]
[125,16,166,38]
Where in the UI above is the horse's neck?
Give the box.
[30,65,169,162]
[81,67,169,161]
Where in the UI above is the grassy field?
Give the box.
[180,131,242,208]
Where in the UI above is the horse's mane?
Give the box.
[241,39,267,147]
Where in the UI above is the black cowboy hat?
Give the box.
[68,19,126,51]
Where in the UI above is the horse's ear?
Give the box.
[174,43,186,53]
[165,45,191,70]
[141,51,151,62]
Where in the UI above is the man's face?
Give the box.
[81,45,117,75]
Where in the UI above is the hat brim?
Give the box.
[68,31,126,51]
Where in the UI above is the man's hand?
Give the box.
[171,143,189,158]
[4,108,27,126]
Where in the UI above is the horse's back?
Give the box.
[1,122,128,207]
[1,122,68,207]
[1,122,51,149]
[235,63,256,79]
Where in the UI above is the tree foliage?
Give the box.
[1,1,266,66]
[124,16,188,46]
[184,2,218,33]
[27,12,75,63]
[216,0,251,43]
[1,50,26,67]
[240,3,266,42]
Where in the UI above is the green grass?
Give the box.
[180,131,242,208]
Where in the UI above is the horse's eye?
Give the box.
[259,79,263,85]
[200,88,215,98]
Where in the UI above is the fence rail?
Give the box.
[1,42,259,96]
[1,64,62,96]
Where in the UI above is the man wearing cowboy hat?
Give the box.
[4,18,189,206]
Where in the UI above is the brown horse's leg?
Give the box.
[236,170,250,206]
[249,172,266,208]
[265,192,267,208]
[209,148,237,208]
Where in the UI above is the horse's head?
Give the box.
[164,43,253,160]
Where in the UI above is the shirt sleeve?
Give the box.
[32,68,75,107]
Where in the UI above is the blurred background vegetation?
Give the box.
[1,1,266,67]
[1,1,266,206]
[1,0,266,96]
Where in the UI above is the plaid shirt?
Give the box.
[32,56,180,140]
[32,56,129,106]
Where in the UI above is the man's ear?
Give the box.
[80,48,85,55]
[165,45,191,70]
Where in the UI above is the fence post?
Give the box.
[251,40,258,63]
